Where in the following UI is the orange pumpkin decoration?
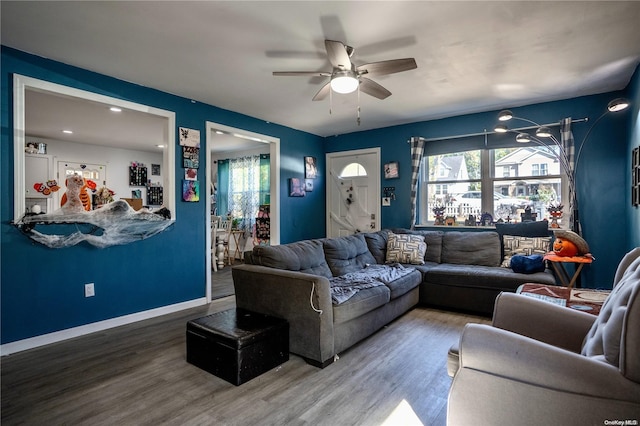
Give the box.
[553,237,578,257]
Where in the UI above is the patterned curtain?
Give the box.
[409,137,426,229]
[217,159,229,217]
[228,155,261,233]
[560,118,578,232]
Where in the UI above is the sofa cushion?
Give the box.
[441,231,501,267]
[363,230,389,264]
[386,232,427,265]
[332,285,391,325]
[323,234,377,277]
[501,235,551,267]
[581,252,640,379]
[390,228,444,263]
[251,239,332,278]
[383,269,423,299]
[424,263,556,290]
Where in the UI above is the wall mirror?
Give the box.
[13,74,176,246]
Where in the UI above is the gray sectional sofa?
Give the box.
[232,227,556,367]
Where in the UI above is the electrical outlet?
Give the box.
[85,283,95,297]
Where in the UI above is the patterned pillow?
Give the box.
[501,235,551,267]
[385,232,427,265]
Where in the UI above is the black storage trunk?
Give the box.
[186,309,289,385]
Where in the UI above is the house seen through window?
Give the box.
[419,146,565,225]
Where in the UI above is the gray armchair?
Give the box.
[447,248,640,425]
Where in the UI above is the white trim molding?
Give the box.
[0,297,207,356]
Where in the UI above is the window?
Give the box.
[341,162,367,177]
[419,145,565,225]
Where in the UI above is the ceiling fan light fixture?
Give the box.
[607,98,630,112]
[331,70,359,94]
[536,126,552,138]
[498,110,513,121]
[515,133,531,143]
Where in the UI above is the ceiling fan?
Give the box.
[273,39,417,101]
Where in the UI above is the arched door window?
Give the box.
[340,162,368,178]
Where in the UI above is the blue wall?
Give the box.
[0,47,325,345]
[2,45,637,346]
[627,66,640,248]
[325,91,634,289]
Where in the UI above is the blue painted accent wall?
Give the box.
[1,47,325,344]
[627,66,640,248]
[325,91,635,289]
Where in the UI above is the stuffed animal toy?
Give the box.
[61,174,91,212]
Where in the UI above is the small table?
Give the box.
[543,252,594,288]
[186,309,289,385]
[230,230,244,264]
[517,283,609,315]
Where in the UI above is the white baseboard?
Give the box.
[0,297,208,356]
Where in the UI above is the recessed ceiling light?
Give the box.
[215,130,224,135]
[156,144,165,148]
[62,130,73,134]
[110,107,122,112]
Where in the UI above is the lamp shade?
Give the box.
[494,124,509,133]
[331,70,359,94]
[498,110,513,121]
[607,98,630,112]
[536,126,552,138]
[515,133,531,143]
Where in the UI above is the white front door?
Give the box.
[326,148,381,238]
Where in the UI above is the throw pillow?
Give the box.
[385,232,427,265]
[501,235,551,267]
[495,220,550,259]
[510,254,545,274]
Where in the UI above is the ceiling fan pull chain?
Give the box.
[357,85,361,126]
[329,88,333,115]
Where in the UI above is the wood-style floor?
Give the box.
[1,293,489,426]
[211,262,235,300]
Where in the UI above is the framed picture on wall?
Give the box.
[384,161,399,179]
[289,178,305,197]
[305,156,317,179]
[305,179,314,192]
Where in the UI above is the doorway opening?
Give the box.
[205,122,280,301]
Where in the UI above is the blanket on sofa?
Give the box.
[329,263,415,305]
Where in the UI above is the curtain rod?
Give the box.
[408,117,588,143]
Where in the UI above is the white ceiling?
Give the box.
[3,1,640,144]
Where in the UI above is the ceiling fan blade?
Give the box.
[273,71,331,77]
[357,58,417,77]
[325,40,352,70]
[312,82,331,101]
[359,77,391,100]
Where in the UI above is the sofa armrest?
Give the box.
[449,324,640,425]
[232,264,335,365]
[492,292,596,352]
[457,324,639,400]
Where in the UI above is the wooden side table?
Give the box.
[543,252,594,288]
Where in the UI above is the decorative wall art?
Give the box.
[305,156,317,179]
[182,180,200,202]
[305,179,314,192]
[384,161,399,179]
[185,168,197,180]
[152,163,161,176]
[289,178,305,197]
[179,127,200,148]
[182,146,199,169]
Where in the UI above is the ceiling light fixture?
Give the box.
[110,107,122,112]
[330,70,359,94]
[62,129,73,134]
